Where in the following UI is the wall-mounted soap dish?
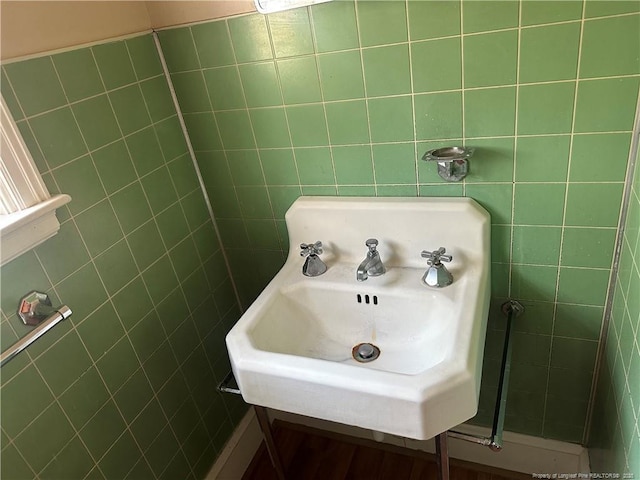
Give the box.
[422,146,474,182]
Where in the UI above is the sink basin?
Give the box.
[226,197,490,440]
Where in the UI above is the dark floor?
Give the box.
[243,421,530,480]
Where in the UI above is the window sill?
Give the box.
[0,194,71,266]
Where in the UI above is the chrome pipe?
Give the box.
[0,306,72,367]
[447,430,492,446]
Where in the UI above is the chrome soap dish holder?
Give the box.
[422,146,474,182]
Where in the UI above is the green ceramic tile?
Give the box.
[58,366,108,430]
[565,183,624,227]
[156,116,189,160]
[278,56,322,104]
[145,426,180,476]
[414,92,463,140]
[0,443,35,479]
[517,82,575,135]
[570,133,631,182]
[333,145,374,185]
[156,203,190,250]
[368,96,414,142]
[244,219,280,250]
[183,113,222,151]
[250,107,291,148]
[287,105,329,147]
[28,107,87,168]
[141,166,178,214]
[317,50,364,101]
[80,400,126,460]
[75,200,123,256]
[144,340,180,390]
[170,237,203,283]
[464,30,517,88]
[192,21,235,68]
[372,143,416,185]
[170,71,211,113]
[412,38,461,93]
[521,1,583,25]
[338,185,377,196]
[53,155,106,214]
[14,403,75,474]
[168,154,199,197]
[92,41,137,89]
[295,147,335,185]
[269,9,314,58]
[555,304,604,341]
[490,225,511,264]
[126,34,163,80]
[157,28,200,73]
[465,137,514,183]
[418,184,464,197]
[5,56,67,116]
[574,78,640,133]
[57,264,109,325]
[126,126,164,176]
[465,183,513,224]
[40,434,95,480]
[511,264,559,302]
[53,48,105,102]
[325,100,370,144]
[228,14,272,63]
[357,0,407,47]
[464,87,516,137]
[515,136,571,182]
[111,184,152,235]
[75,302,125,362]
[92,140,137,194]
[94,240,139,294]
[36,330,92,395]
[35,221,90,284]
[557,267,611,306]
[1,68,23,121]
[215,110,256,149]
[98,431,140,479]
[129,311,168,363]
[376,185,417,196]
[520,23,580,83]
[585,1,640,17]
[238,62,282,107]
[362,44,411,96]
[227,150,265,186]
[514,184,566,226]
[109,84,152,135]
[72,94,121,150]
[15,120,46,172]
[140,76,176,123]
[512,226,562,265]
[141,255,179,305]
[204,66,246,110]
[260,149,298,185]
[311,0,359,52]
[408,1,461,40]
[462,0,519,33]
[581,15,640,78]
[130,399,167,451]
[111,277,154,331]
[551,337,598,371]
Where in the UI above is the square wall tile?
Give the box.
[557,267,611,306]
[465,137,514,183]
[333,145,374,185]
[464,30,517,88]
[5,56,67,116]
[295,147,335,185]
[561,227,617,269]
[249,107,291,148]
[140,76,176,123]
[171,71,211,113]
[29,107,87,168]
[465,184,513,225]
[204,66,246,110]
[357,1,407,47]
[515,136,570,182]
[260,149,299,185]
[216,111,256,149]
[236,186,274,218]
[278,57,322,104]
[409,1,461,40]
[92,41,137,89]
[311,0,359,52]
[372,143,417,185]
[325,100,370,145]
[512,226,562,266]
[53,155,106,214]
[318,51,365,101]
[574,78,640,133]
[228,14,272,63]
[75,200,124,257]
[191,21,235,68]
[94,240,138,295]
[554,304,603,341]
[362,44,411,97]
[156,28,200,73]
[35,221,90,284]
[564,183,624,227]
[415,92,463,140]
[580,15,640,78]
[517,82,575,135]
[569,133,631,182]
[52,48,105,102]
[519,23,580,83]
[56,263,108,321]
[239,62,282,107]
[464,87,516,137]
[126,126,164,176]
[462,0,519,33]
[269,9,314,58]
[585,1,640,17]
[72,94,121,150]
[126,34,163,80]
[227,150,265,186]
[287,105,329,147]
[368,96,414,143]
[514,184,566,226]
[511,264,559,302]
[521,1,583,25]
[183,113,222,151]
[411,37,461,93]
[109,85,152,136]
[92,141,137,195]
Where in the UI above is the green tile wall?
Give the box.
[0,33,245,479]
[590,142,640,475]
[157,0,640,444]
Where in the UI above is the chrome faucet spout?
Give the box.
[357,239,385,282]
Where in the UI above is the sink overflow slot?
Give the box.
[356,294,378,305]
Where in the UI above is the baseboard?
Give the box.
[208,408,591,478]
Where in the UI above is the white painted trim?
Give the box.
[0,194,71,266]
[210,409,591,478]
[206,409,263,480]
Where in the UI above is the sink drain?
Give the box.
[352,343,380,363]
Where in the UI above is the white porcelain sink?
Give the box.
[226,197,490,440]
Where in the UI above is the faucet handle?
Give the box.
[365,238,379,253]
[421,247,452,265]
[300,241,323,257]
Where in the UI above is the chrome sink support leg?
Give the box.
[254,406,286,480]
[435,432,450,480]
